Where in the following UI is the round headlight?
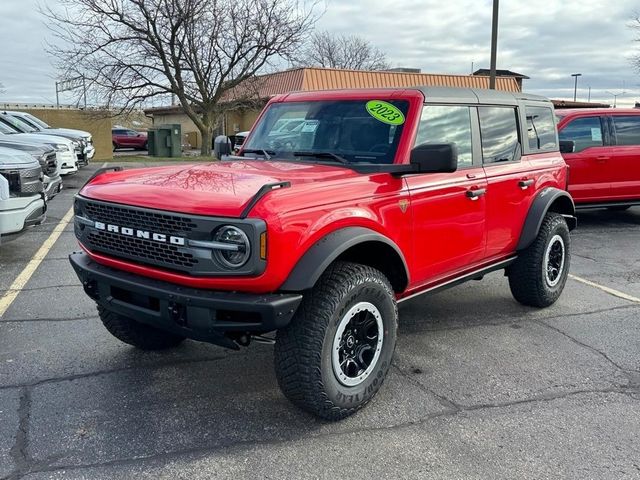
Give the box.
[213,226,250,268]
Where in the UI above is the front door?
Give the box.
[406,104,487,284]
[558,115,612,203]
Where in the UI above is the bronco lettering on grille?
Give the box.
[94,221,185,245]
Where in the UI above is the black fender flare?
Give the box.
[280,226,409,291]
[517,187,577,251]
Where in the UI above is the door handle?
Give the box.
[518,179,534,189]
[596,156,610,163]
[466,188,486,200]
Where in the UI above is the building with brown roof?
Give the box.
[144,67,521,149]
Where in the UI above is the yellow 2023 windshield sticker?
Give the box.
[366,100,405,125]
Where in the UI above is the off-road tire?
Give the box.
[98,305,185,350]
[607,205,631,211]
[508,212,570,307]
[274,261,398,420]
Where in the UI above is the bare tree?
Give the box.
[295,31,390,71]
[43,0,319,155]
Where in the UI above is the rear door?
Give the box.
[608,114,640,200]
[405,104,487,283]
[558,115,612,202]
[479,105,536,259]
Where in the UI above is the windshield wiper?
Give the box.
[242,148,274,160]
[293,151,349,164]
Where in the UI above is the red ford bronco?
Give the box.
[70,87,576,420]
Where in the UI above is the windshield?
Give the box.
[24,113,50,129]
[0,120,17,134]
[243,99,409,164]
[2,115,36,132]
[0,117,21,134]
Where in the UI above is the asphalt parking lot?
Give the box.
[1,162,639,480]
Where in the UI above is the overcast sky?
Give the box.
[1,0,640,106]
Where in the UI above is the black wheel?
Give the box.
[274,261,397,420]
[508,212,571,307]
[112,142,118,152]
[607,205,631,211]
[143,140,148,151]
[98,305,185,350]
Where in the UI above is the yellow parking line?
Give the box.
[569,274,640,304]
[0,206,75,318]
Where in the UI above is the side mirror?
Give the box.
[410,143,458,174]
[559,140,575,154]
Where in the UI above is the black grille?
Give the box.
[43,153,57,176]
[75,197,266,277]
[84,202,198,235]
[88,231,197,268]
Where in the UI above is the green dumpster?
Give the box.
[148,124,182,157]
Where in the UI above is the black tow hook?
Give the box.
[168,301,187,326]
[230,333,275,347]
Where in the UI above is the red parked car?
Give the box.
[71,87,575,419]
[112,128,148,151]
[557,108,640,210]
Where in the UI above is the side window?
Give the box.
[478,106,520,163]
[612,116,640,145]
[558,117,603,152]
[525,106,557,151]
[415,105,473,167]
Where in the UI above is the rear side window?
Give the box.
[478,106,520,163]
[525,106,557,151]
[612,116,640,145]
[558,116,603,152]
[415,105,473,167]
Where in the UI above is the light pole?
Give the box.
[571,73,582,102]
[489,0,499,89]
[606,91,621,108]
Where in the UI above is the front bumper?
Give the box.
[69,252,303,348]
[0,195,46,235]
[57,151,78,175]
[43,175,63,201]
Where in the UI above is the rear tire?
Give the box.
[274,261,397,420]
[98,305,185,350]
[508,212,570,307]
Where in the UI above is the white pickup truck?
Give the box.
[0,147,45,239]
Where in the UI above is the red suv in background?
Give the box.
[557,109,640,210]
[112,128,148,151]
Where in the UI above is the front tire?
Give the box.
[508,212,571,307]
[274,262,397,420]
[98,305,185,350]
[112,142,118,152]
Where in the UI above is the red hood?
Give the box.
[80,160,360,217]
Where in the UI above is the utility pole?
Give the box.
[489,0,499,89]
[571,73,582,102]
[588,86,591,102]
[55,82,59,108]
